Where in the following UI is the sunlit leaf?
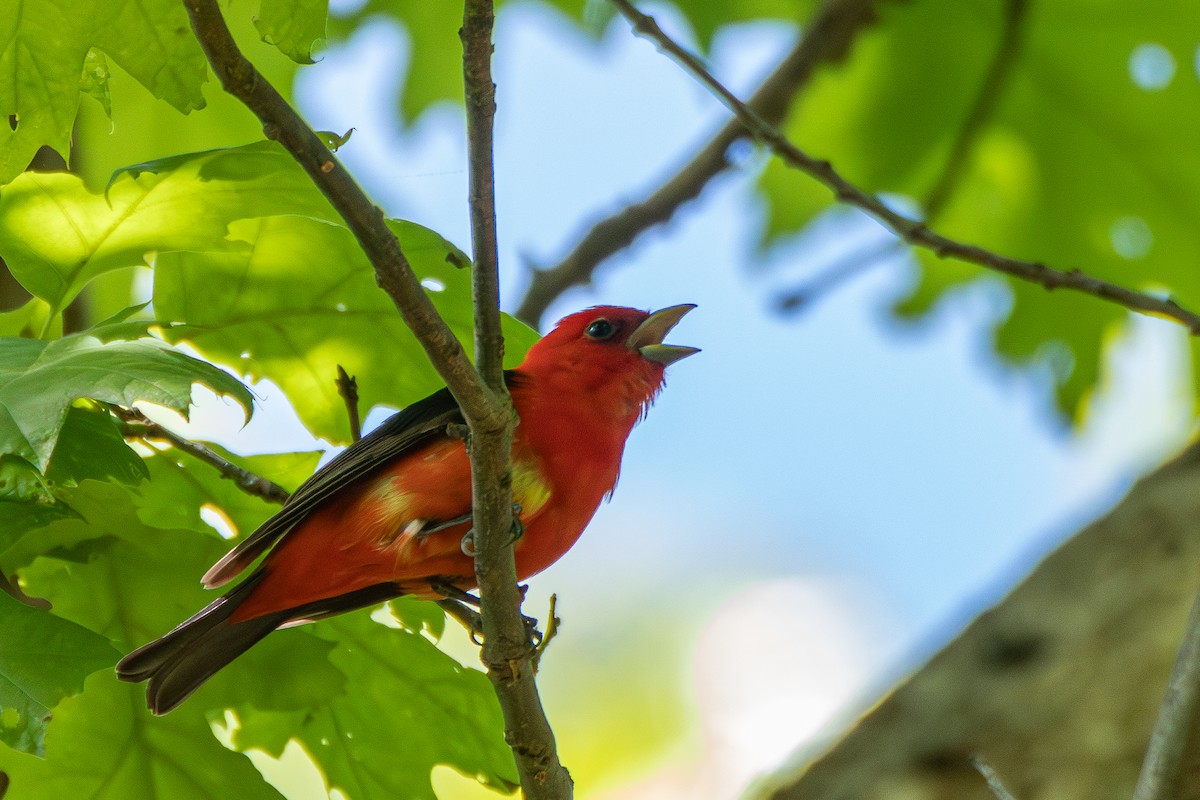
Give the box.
[257,0,329,63]
[233,608,518,800]
[153,213,538,442]
[0,0,207,184]
[0,332,252,470]
[0,142,333,313]
[0,592,119,756]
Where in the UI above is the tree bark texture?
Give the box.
[762,441,1200,800]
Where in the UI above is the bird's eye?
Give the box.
[584,319,616,340]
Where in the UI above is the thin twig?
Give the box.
[531,594,561,675]
[1132,586,1200,800]
[611,0,1200,335]
[181,0,506,432]
[514,0,878,328]
[0,568,51,610]
[461,0,572,795]
[777,0,1027,311]
[971,755,1020,800]
[114,406,289,504]
[335,365,362,442]
[777,238,901,312]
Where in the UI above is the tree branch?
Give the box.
[611,0,1200,334]
[462,1,573,795]
[514,0,879,328]
[1132,585,1200,800]
[114,406,289,504]
[182,0,506,431]
[777,0,1028,311]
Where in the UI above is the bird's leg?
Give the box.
[431,579,481,607]
[415,512,474,538]
[431,580,543,645]
[438,599,484,645]
[459,503,524,555]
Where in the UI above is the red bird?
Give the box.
[117,304,697,713]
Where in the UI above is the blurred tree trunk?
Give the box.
[760,440,1200,800]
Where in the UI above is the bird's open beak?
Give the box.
[627,304,700,365]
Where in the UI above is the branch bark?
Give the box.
[759,441,1200,800]
[514,0,879,329]
[611,0,1200,335]
[114,405,289,504]
[461,0,573,796]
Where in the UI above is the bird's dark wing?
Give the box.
[202,385,463,587]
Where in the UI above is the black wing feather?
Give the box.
[202,385,463,587]
[201,371,526,588]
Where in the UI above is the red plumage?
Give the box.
[117,304,696,713]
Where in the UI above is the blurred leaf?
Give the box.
[0,332,252,470]
[46,406,148,488]
[759,0,1200,416]
[389,595,447,642]
[0,0,207,184]
[233,607,518,800]
[153,213,538,442]
[0,592,120,757]
[257,0,329,63]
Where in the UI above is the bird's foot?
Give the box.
[459,504,524,555]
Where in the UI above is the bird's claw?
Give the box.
[509,503,525,545]
[460,504,524,555]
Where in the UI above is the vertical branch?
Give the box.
[463,0,505,389]
[460,1,574,797]
[1132,586,1200,800]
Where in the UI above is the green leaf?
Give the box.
[0,500,80,557]
[0,332,252,470]
[133,447,319,539]
[0,0,207,184]
[0,142,333,314]
[0,674,283,799]
[46,406,148,488]
[233,608,518,800]
[78,48,112,119]
[153,213,538,442]
[0,592,120,757]
[257,0,329,64]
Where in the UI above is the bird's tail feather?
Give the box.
[116,572,404,714]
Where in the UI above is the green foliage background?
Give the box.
[1,0,1197,797]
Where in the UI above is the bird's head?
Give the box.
[518,304,698,417]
